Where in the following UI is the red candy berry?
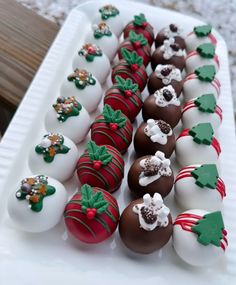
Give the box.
[124,90,133,97]
[93,160,102,170]
[86,208,97,219]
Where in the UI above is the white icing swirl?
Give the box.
[155,64,182,85]
[163,24,182,38]
[133,193,170,231]
[144,119,173,145]
[160,38,185,60]
[154,85,180,107]
[139,151,172,186]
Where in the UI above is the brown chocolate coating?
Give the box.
[133,121,175,157]
[142,94,181,128]
[155,25,186,49]
[119,198,173,254]
[147,71,183,96]
[128,155,174,198]
[151,48,185,71]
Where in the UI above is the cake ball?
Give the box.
[175,123,221,167]
[29,133,79,182]
[123,13,154,46]
[93,4,123,37]
[151,38,186,71]
[186,43,220,74]
[142,85,181,128]
[175,164,226,211]
[148,64,183,96]
[185,25,217,52]
[182,94,222,132]
[8,175,67,232]
[45,96,91,144]
[64,184,119,244]
[91,104,133,154]
[72,43,110,84]
[119,193,173,254]
[77,140,124,193]
[134,119,175,158]
[60,69,102,113]
[118,31,151,66]
[183,65,220,102]
[112,48,147,91]
[155,23,185,49]
[104,76,143,122]
[128,151,174,198]
[173,210,227,266]
[86,22,118,61]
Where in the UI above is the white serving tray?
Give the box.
[0,0,236,284]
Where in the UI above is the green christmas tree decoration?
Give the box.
[129,30,147,46]
[195,65,216,82]
[189,123,214,145]
[191,164,219,189]
[196,43,215,58]
[86,140,112,167]
[133,13,147,26]
[192,211,224,247]
[194,94,216,113]
[102,104,127,128]
[121,48,143,68]
[194,25,212,37]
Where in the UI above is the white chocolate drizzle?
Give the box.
[155,64,182,85]
[154,85,180,107]
[160,38,185,60]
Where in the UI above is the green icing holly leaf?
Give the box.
[99,5,119,20]
[129,30,147,46]
[195,65,216,82]
[192,211,224,247]
[133,13,147,26]
[194,25,212,37]
[189,123,214,145]
[197,43,215,58]
[194,94,216,113]
[102,104,127,128]
[191,164,219,189]
[86,140,112,165]
[121,48,143,67]
[115,76,139,93]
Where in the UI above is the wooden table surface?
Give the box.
[0,0,59,133]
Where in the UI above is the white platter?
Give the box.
[0,0,236,284]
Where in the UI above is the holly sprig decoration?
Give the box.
[133,13,148,27]
[86,140,112,169]
[78,44,103,62]
[129,30,148,47]
[67,69,96,89]
[101,104,127,130]
[93,23,112,39]
[192,211,225,247]
[197,43,215,59]
[189,123,214,145]
[16,175,56,212]
[191,164,219,189]
[81,184,109,219]
[194,25,212,37]
[195,65,216,82]
[194,94,216,113]
[99,5,119,20]
[121,48,143,70]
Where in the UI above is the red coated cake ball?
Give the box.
[64,184,119,244]
[134,119,175,157]
[155,24,185,49]
[142,85,181,128]
[119,193,173,254]
[112,48,148,92]
[151,38,186,71]
[147,64,183,96]
[91,104,133,154]
[118,31,151,66]
[104,76,143,122]
[123,13,154,46]
[77,140,124,193]
[128,151,174,198]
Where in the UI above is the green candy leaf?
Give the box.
[194,25,212,37]
[133,13,147,26]
[192,211,224,247]
[121,48,143,66]
[114,76,139,94]
[191,164,219,189]
[189,122,214,145]
[102,104,127,128]
[197,43,215,58]
[99,5,119,20]
[195,65,216,82]
[86,140,112,165]
[129,30,147,46]
[194,94,216,113]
